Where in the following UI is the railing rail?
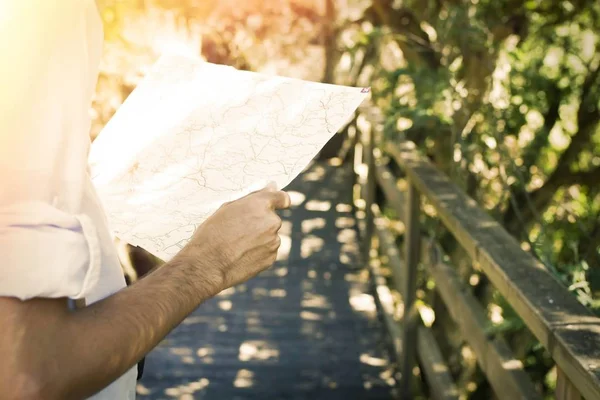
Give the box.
[345,110,600,400]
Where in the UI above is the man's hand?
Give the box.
[176,182,291,290]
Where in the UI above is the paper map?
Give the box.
[89,54,369,261]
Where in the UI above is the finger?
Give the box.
[240,181,278,202]
[263,181,278,192]
[268,190,291,210]
[268,214,283,232]
[269,235,282,251]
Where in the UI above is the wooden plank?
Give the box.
[372,205,458,400]
[556,367,582,400]
[374,208,405,296]
[374,206,537,399]
[369,251,404,360]
[337,117,359,164]
[417,326,460,400]
[375,163,406,222]
[399,183,420,399]
[363,120,376,259]
[368,225,403,400]
[421,238,542,400]
[387,141,600,400]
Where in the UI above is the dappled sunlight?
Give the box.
[287,191,307,207]
[170,347,193,356]
[218,300,233,311]
[305,200,332,212]
[280,220,293,236]
[302,165,327,181]
[360,353,389,367]
[301,235,325,258]
[344,270,370,283]
[349,289,377,315]
[277,232,292,260]
[502,359,525,370]
[339,252,353,264]
[336,203,353,212]
[418,304,435,327]
[136,383,151,396]
[217,286,236,297]
[301,293,331,309]
[233,369,255,388]
[270,288,287,298]
[162,377,210,397]
[196,347,214,358]
[489,303,504,324]
[275,220,293,260]
[378,367,397,387]
[181,315,224,326]
[239,340,280,362]
[337,228,357,243]
[302,217,326,233]
[252,287,288,299]
[182,355,195,364]
[335,216,356,228]
[300,310,323,321]
[375,280,395,315]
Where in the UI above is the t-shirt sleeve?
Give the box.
[0,0,104,300]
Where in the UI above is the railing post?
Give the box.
[400,181,420,399]
[363,120,376,259]
[556,368,581,400]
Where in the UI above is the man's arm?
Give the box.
[1,187,290,400]
[2,254,215,400]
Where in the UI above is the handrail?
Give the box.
[386,141,600,400]
[350,113,600,400]
[421,238,541,399]
[373,205,459,400]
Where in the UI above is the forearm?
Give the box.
[8,253,223,400]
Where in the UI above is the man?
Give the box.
[0,1,290,399]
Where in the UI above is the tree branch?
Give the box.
[504,164,600,235]
[582,212,600,268]
[521,83,562,174]
[321,0,337,84]
[577,166,600,188]
[364,0,441,69]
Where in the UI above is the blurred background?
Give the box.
[92,1,599,398]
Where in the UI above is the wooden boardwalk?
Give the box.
[137,162,395,400]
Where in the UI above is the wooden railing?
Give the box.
[339,109,600,400]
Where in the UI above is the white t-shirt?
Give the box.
[0,1,137,398]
